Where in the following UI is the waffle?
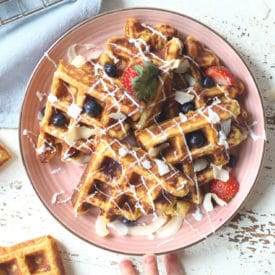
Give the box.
[37,18,184,163]
[135,98,246,187]
[0,235,65,275]
[72,135,192,222]
[0,142,11,167]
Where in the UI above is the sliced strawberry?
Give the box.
[121,60,159,101]
[209,177,239,202]
[205,66,236,86]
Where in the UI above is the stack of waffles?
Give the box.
[36,18,248,234]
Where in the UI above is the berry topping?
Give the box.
[210,177,239,202]
[201,76,215,88]
[186,130,206,148]
[180,101,196,114]
[103,64,117,77]
[84,99,102,117]
[228,154,237,168]
[122,60,159,101]
[121,217,136,226]
[51,112,67,127]
[205,66,236,86]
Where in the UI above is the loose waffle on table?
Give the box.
[35,17,251,236]
[0,235,65,275]
[0,142,11,167]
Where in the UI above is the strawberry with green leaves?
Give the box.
[122,60,159,101]
[209,177,239,202]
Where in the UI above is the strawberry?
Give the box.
[209,177,239,202]
[121,60,159,101]
[205,66,236,86]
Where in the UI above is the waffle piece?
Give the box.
[0,235,65,275]
[135,98,246,187]
[0,142,11,167]
[72,135,191,222]
[36,59,142,163]
[184,36,220,68]
[106,18,183,129]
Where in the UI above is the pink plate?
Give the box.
[19,8,266,255]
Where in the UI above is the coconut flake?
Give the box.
[208,108,220,124]
[192,207,203,221]
[220,119,231,137]
[148,143,169,157]
[203,192,227,212]
[48,94,58,104]
[108,220,129,236]
[175,91,194,105]
[193,158,209,172]
[127,216,167,236]
[154,159,170,176]
[109,111,127,120]
[211,164,229,181]
[141,160,152,169]
[36,90,46,101]
[67,104,82,119]
[171,58,190,73]
[185,73,196,86]
[157,216,183,238]
[95,216,109,237]
[71,55,87,68]
[63,126,99,145]
[118,147,129,157]
[179,112,188,122]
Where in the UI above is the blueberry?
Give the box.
[186,130,206,148]
[51,112,67,127]
[121,217,136,226]
[103,64,117,77]
[84,99,102,117]
[180,101,196,114]
[228,154,237,168]
[201,76,214,88]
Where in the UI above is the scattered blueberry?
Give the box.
[180,101,196,114]
[186,130,206,148]
[104,64,117,77]
[84,99,102,117]
[51,112,67,127]
[201,76,214,88]
[121,217,136,226]
[228,154,237,167]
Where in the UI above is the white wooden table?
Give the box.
[1,1,274,274]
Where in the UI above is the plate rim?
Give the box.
[19,7,267,255]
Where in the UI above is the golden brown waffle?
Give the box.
[36,59,142,163]
[72,135,192,222]
[0,142,11,167]
[135,98,246,189]
[0,235,65,275]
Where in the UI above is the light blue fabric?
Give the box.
[0,0,102,128]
